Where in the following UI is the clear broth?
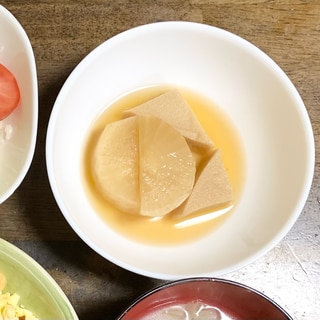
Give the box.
[139,301,233,320]
[82,86,245,245]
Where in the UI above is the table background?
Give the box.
[1,1,319,319]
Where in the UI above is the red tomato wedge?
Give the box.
[0,64,20,120]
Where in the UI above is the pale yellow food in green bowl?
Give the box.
[0,238,78,320]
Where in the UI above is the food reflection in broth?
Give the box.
[139,301,232,320]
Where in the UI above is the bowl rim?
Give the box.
[116,277,294,320]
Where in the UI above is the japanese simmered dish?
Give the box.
[82,87,245,244]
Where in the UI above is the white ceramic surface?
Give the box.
[46,22,314,280]
[0,5,38,204]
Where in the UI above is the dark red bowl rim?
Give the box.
[117,277,293,320]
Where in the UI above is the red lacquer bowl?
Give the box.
[117,278,293,320]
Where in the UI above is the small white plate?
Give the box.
[0,5,38,204]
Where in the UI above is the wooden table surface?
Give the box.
[1,1,319,319]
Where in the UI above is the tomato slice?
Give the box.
[0,64,20,120]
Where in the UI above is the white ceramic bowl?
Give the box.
[0,5,38,204]
[46,22,314,280]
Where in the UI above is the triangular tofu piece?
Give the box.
[173,149,233,219]
[123,89,214,151]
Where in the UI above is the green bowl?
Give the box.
[0,238,78,320]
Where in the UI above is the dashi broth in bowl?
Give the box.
[46,21,314,280]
